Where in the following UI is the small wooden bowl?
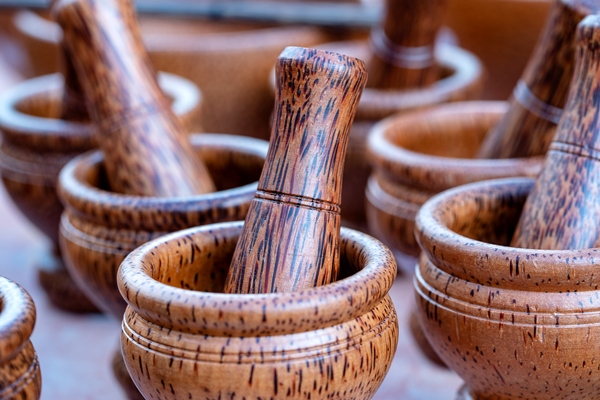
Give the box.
[415,177,600,399]
[0,72,200,314]
[58,134,267,319]
[314,41,484,230]
[366,101,543,274]
[118,221,398,400]
[0,276,41,399]
[12,10,339,139]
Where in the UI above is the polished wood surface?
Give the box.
[0,19,463,400]
[512,14,600,249]
[416,177,600,399]
[224,47,367,294]
[54,0,216,196]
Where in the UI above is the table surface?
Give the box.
[0,30,463,400]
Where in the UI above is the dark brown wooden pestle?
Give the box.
[477,0,599,159]
[58,42,88,122]
[53,0,216,196]
[223,47,367,294]
[511,15,600,250]
[367,0,447,89]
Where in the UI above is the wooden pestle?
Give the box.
[511,15,600,250]
[223,47,367,294]
[477,0,599,159]
[58,42,88,122]
[52,0,215,196]
[367,0,447,90]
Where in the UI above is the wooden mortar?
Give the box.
[0,276,41,399]
[366,102,542,369]
[118,221,398,400]
[414,177,600,399]
[0,72,199,313]
[12,10,345,138]
[314,33,483,230]
[58,134,267,399]
[366,101,543,274]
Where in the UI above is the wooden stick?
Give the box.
[477,0,599,159]
[367,0,447,90]
[53,0,216,196]
[224,47,367,294]
[511,14,600,250]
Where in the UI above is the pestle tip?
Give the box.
[577,14,600,49]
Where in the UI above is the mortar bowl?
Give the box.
[0,72,200,313]
[118,222,398,400]
[58,134,267,319]
[415,177,600,399]
[366,101,543,274]
[0,276,41,399]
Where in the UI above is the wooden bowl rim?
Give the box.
[0,277,36,363]
[118,222,397,336]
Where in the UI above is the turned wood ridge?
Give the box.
[367,0,447,89]
[478,0,600,158]
[53,0,215,196]
[511,14,600,250]
[224,47,368,294]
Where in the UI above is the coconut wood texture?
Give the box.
[367,0,446,90]
[224,47,367,294]
[53,0,215,196]
[118,222,398,400]
[0,72,199,314]
[415,177,600,399]
[0,277,41,400]
[477,0,600,159]
[511,15,600,250]
[58,134,267,319]
[366,101,542,273]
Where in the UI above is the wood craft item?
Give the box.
[366,101,542,274]
[53,0,215,196]
[58,134,267,399]
[511,14,600,249]
[0,71,199,313]
[0,276,41,399]
[368,0,447,89]
[477,0,600,159]
[415,177,600,399]
[118,222,398,400]
[224,46,367,294]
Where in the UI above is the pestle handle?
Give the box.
[477,0,600,159]
[53,0,215,196]
[224,47,367,294]
[511,14,600,250]
[58,41,88,122]
[367,0,447,89]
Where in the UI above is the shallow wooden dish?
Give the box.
[415,177,600,399]
[118,221,398,400]
[0,72,199,313]
[366,101,542,274]
[58,134,267,319]
[311,41,484,230]
[12,10,338,139]
[0,276,41,400]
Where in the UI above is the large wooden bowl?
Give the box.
[118,222,398,400]
[415,177,600,399]
[0,72,200,313]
